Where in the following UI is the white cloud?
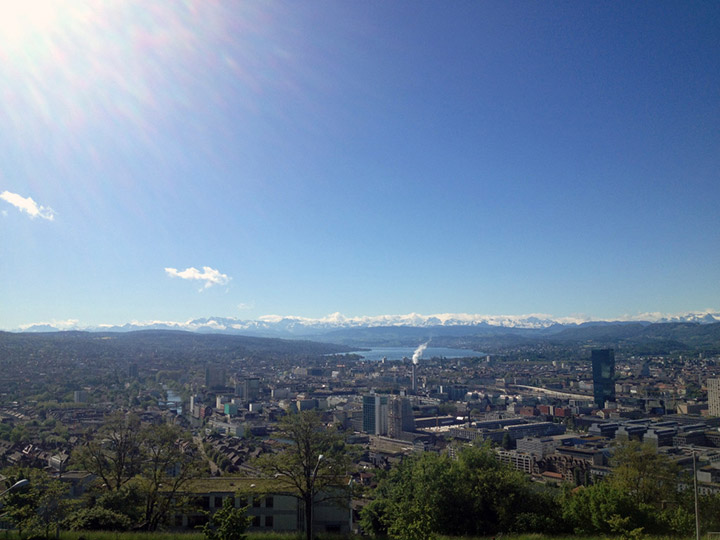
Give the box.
[0,191,55,220]
[165,266,230,290]
[237,302,255,310]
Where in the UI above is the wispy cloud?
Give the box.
[165,266,230,290]
[0,191,55,220]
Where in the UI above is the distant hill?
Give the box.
[313,321,720,353]
[549,322,650,342]
[0,329,353,365]
[4,321,720,360]
[543,322,720,353]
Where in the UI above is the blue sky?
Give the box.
[1,1,719,329]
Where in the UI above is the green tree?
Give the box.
[609,441,681,507]
[202,496,250,540]
[610,440,695,535]
[366,452,448,540]
[360,445,563,539]
[72,413,142,491]
[2,468,74,539]
[254,411,353,540]
[501,431,512,450]
[562,441,693,536]
[94,483,144,522]
[71,414,200,530]
[63,506,132,531]
[561,481,642,535]
[699,493,720,534]
[135,422,200,530]
[64,482,143,531]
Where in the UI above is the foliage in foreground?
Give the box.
[361,441,720,540]
[0,532,703,540]
[560,441,698,537]
[253,410,354,540]
[70,413,200,531]
[361,445,567,540]
[201,497,250,540]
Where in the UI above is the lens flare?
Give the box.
[0,0,67,53]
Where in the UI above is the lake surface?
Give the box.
[347,346,483,362]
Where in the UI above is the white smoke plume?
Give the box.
[412,341,429,365]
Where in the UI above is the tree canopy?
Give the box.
[561,441,695,537]
[254,410,353,540]
[361,444,564,540]
[202,496,250,540]
[71,413,200,530]
[1,468,73,540]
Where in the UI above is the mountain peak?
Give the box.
[13,310,720,336]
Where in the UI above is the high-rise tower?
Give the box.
[592,349,615,408]
[388,396,415,438]
[205,365,225,390]
[362,394,388,435]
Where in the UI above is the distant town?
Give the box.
[2,323,720,536]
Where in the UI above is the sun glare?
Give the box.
[0,0,68,52]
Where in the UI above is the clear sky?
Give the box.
[1,1,719,330]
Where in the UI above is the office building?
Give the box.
[709,378,720,416]
[362,394,388,435]
[205,365,225,390]
[592,349,615,408]
[244,377,261,402]
[387,396,415,438]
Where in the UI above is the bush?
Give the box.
[64,507,133,531]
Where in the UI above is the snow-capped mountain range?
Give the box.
[14,310,720,336]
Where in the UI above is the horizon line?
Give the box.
[6,308,720,332]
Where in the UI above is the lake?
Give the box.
[347,346,483,362]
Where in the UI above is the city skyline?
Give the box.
[2,2,719,330]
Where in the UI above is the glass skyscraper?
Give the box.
[592,348,615,408]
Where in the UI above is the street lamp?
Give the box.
[0,479,29,514]
[693,450,700,540]
[309,455,324,540]
[314,455,324,476]
[0,479,29,499]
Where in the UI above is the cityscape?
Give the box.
[2,325,720,536]
[2,1,720,538]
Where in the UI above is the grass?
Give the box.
[0,532,351,540]
[435,536,697,540]
[0,533,702,540]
